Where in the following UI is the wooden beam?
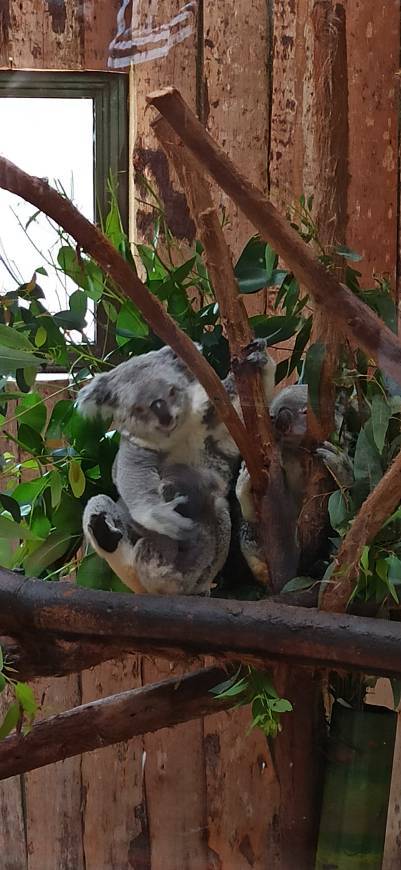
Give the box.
[2,570,401,677]
[146,87,401,390]
[0,667,230,782]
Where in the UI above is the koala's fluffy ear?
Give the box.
[75,372,116,420]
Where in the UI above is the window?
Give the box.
[0,71,128,343]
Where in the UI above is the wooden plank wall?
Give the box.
[0,1,400,868]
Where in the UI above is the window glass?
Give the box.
[0,97,94,334]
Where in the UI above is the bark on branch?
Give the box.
[146,88,401,390]
[152,116,296,588]
[0,666,231,781]
[321,450,401,612]
[2,570,401,678]
[0,157,251,467]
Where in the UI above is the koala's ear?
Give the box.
[75,373,116,420]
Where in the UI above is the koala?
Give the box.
[77,341,276,542]
[83,462,231,595]
[236,383,353,584]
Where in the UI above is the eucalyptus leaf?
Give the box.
[68,460,86,498]
[0,346,40,374]
[0,516,39,541]
[280,576,315,594]
[0,702,19,739]
[371,394,391,453]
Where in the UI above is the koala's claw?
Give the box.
[235,463,257,523]
[316,442,353,488]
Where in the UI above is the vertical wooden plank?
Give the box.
[6,0,83,70]
[383,713,401,870]
[80,656,149,870]
[205,706,280,869]
[82,0,121,70]
[202,2,271,318]
[346,0,400,286]
[131,0,199,249]
[24,675,84,870]
[143,657,209,870]
[203,1,271,260]
[0,695,27,870]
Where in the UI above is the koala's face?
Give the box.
[76,345,197,446]
[270,384,308,445]
[121,376,191,441]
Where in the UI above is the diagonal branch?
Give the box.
[146,88,401,390]
[152,116,297,588]
[320,450,401,612]
[0,666,231,781]
[0,157,253,474]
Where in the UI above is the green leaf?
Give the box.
[46,399,74,440]
[0,675,5,693]
[371,395,391,454]
[354,426,382,489]
[0,346,41,374]
[235,237,274,293]
[303,342,326,420]
[50,471,63,510]
[386,555,401,585]
[249,315,299,345]
[328,490,349,533]
[24,530,74,575]
[0,324,35,350]
[17,392,47,433]
[0,646,3,672]
[335,245,362,262]
[12,476,49,507]
[15,682,37,716]
[116,302,149,346]
[0,702,19,739]
[68,460,86,498]
[17,423,44,455]
[0,493,21,522]
[69,290,88,319]
[280,576,315,594]
[76,552,131,593]
[0,516,39,541]
[34,326,47,348]
[269,699,293,713]
[54,309,86,331]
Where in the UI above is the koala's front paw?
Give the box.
[316,442,353,488]
[235,463,257,523]
[145,498,195,540]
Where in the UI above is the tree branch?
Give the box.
[146,88,401,391]
[2,570,401,677]
[0,157,251,466]
[0,666,231,781]
[321,450,401,612]
[152,116,296,589]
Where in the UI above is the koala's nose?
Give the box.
[151,399,173,427]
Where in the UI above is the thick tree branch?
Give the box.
[0,666,231,781]
[152,116,296,588]
[321,450,401,612]
[0,157,251,467]
[2,570,401,677]
[146,88,401,391]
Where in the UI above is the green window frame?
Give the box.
[0,70,128,356]
[0,70,128,227]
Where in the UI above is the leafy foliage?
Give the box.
[211,666,293,738]
[0,644,38,738]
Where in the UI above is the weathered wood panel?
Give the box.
[346,0,400,287]
[143,657,209,870]
[0,694,27,870]
[80,656,148,870]
[131,0,199,250]
[205,705,280,869]
[203,1,271,260]
[24,675,84,870]
[0,0,120,71]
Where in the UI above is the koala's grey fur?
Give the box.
[83,463,231,595]
[78,340,275,594]
[236,383,353,583]
[77,341,276,541]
